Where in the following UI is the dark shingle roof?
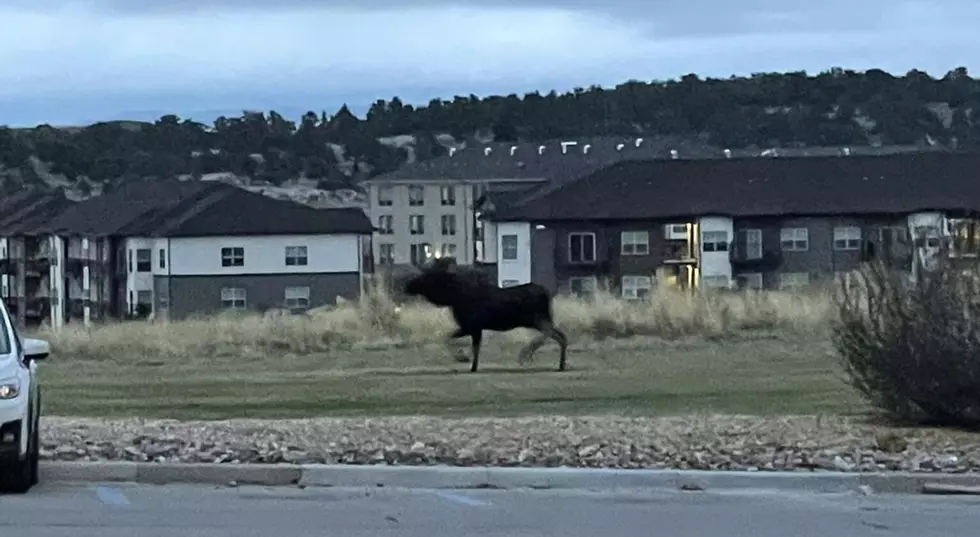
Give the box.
[28,178,373,237]
[0,192,75,236]
[369,136,718,183]
[369,137,936,183]
[491,151,980,222]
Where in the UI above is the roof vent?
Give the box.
[510,145,518,156]
[635,138,643,147]
[560,141,578,154]
[670,149,679,159]
[538,145,546,155]
[723,149,732,158]
[484,147,492,156]
[583,144,591,154]
[616,143,625,151]
[448,147,457,157]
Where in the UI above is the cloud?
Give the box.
[0,0,977,126]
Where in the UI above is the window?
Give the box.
[914,225,941,248]
[135,248,151,272]
[951,219,980,257]
[377,215,393,235]
[221,247,244,267]
[221,287,247,309]
[409,214,424,235]
[501,234,518,260]
[136,290,152,305]
[736,272,763,290]
[621,275,652,299]
[779,272,810,289]
[780,228,809,251]
[285,246,308,266]
[568,232,596,263]
[440,186,456,206]
[378,243,395,264]
[127,249,132,272]
[158,248,166,269]
[702,231,729,252]
[410,243,431,265]
[568,276,597,297]
[701,275,731,289]
[501,280,520,288]
[441,214,457,236]
[742,229,762,259]
[284,286,311,310]
[440,243,457,258]
[377,186,393,206]
[833,226,861,250]
[621,231,650,255]
[408,184,425,206]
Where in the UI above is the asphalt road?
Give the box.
[3,481,980,536]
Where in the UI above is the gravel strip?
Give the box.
[40,415,980,473]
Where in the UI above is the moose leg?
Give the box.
[518,333,549,365]
[446,328,470,363]
[469,330,483,373]
[524,320,569,371]
[550,326,570,371]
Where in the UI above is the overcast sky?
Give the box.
[1,0,977,127]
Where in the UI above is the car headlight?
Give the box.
[0,378,20,400]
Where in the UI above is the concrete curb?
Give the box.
[37,462,980,495]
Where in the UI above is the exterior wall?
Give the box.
[697,216,734,287]
[157,273,361,319]
[369,182,478,266]
[123,237,156,315]
[530,226,557,293]
[477,220,498,264]
[908,211,950,276]
[166,234,361,276]
[731,214,912,289]
[122,234,363,320]
[496,222,532,286]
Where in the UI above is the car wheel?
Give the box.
[30,392,41,486]
[0,422,34,494]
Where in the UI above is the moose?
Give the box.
[402,257,568,373]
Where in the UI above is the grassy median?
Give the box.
[32,286,862,419]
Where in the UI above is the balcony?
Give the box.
[662,242,697,264]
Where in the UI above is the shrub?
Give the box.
[832,254,980,427]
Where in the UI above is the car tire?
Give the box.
[30,391,41,486]
[0,408,37,494]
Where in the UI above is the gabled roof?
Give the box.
[366,136,717,183]
[367,137,934,184]
[29,177,374,237]
[0,192,75,237]
[490,151,980,222]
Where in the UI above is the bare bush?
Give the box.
[832,254,980,427]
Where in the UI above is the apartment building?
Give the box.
[484,150,980,295]
[0,178,374,326]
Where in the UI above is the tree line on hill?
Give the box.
[1,66,979,195]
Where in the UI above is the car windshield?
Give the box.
[0,301,11,355]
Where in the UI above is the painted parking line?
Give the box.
[92,485,130,506]
[428,489,491,507]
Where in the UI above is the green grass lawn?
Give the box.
[38,331,865,420]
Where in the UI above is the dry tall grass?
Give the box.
[35,285,834,361]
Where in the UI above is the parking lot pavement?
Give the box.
[3,480,980,537]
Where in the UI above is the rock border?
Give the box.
[37,461,980,496]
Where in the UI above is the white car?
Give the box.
[0,298,50,494]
